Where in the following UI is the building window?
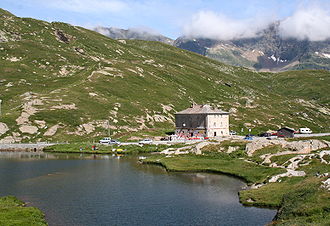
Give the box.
[214,122,216,127]
[214,132,217,136]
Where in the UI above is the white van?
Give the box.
[299,128,312,134]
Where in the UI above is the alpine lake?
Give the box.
[0,152,276,225]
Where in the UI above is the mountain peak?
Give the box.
[94,26,174,45]
[174,22,330,72]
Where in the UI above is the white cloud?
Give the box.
[279,6,330,41]
[94,26,111,36]
[35,0,127,13]
[183,4,330,41]
[182,11,274,40]
[128,26,161,36]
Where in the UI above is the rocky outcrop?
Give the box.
[0,133,22,144]
[0,122,9,136]
[320,150,330,164]
[227,146,240,153]
[321,178,330,191]
[19,125,38,134]
[192,142,210,155]
[160,141,215,155]
[246,139,329,156]
[269,169,306,183]
[44,125,59,137]
[54,30,74,44]
[160,146,191,155]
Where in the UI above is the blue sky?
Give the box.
[0,0,329,39]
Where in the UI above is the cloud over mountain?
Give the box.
[182,11,273,40]
[183,5,330,41]
[279,6,330,41]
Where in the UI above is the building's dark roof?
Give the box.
[278,127,295,132]
[175,104,229,115]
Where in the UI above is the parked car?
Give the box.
[299,128,312,134]
[258,132,271,137]
[109,139,121,145]
[229,131,237,135]
[139,139,153,145]
[99,137,111,144]
[244,135,253,140]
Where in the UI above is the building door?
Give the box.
[191,133,194,137]
[214,132,217,136]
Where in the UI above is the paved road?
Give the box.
[234,133,330,141]
[0,143,62,151]
[1,133,329,150]
[294,133,330,138]
[117,140,202,146]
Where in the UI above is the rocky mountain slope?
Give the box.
[94,26,174,45]
[0,8,329,142]
[174,23,330,72]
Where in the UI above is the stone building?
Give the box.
[277,127,295,138]
[175,104,229,138]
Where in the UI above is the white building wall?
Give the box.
[206,114,229,137]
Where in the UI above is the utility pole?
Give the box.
[0,99,2,117]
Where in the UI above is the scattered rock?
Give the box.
[16,96,43,126]
[82,123,95,134]
[320,150,330,164]
[229,108,237,114]
[0,134,22,144]
[246,198,255,203]
[0,123,9,136]
[51,104,77,110]
[227,146,240,153]
[161,104,173,113]
[117,40,126,44]
[19,125,38,134]
[269,169,306,183]
[6,56,21,62]
[192,142,210,155]
[59,66,70,76]
[44,125,59,136]
[161,146,191,155]
[246,139,329,156]
[250,184,264,189]
[5,82,13,87]
[321,178,330,191]
[34,120,46,128]
[55,30,74,43]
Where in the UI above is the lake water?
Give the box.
[0,152,276,225]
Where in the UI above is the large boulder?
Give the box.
[0,122,9,136]
[19,125,38,134]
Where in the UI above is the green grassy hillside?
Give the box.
[0,8,329,142]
